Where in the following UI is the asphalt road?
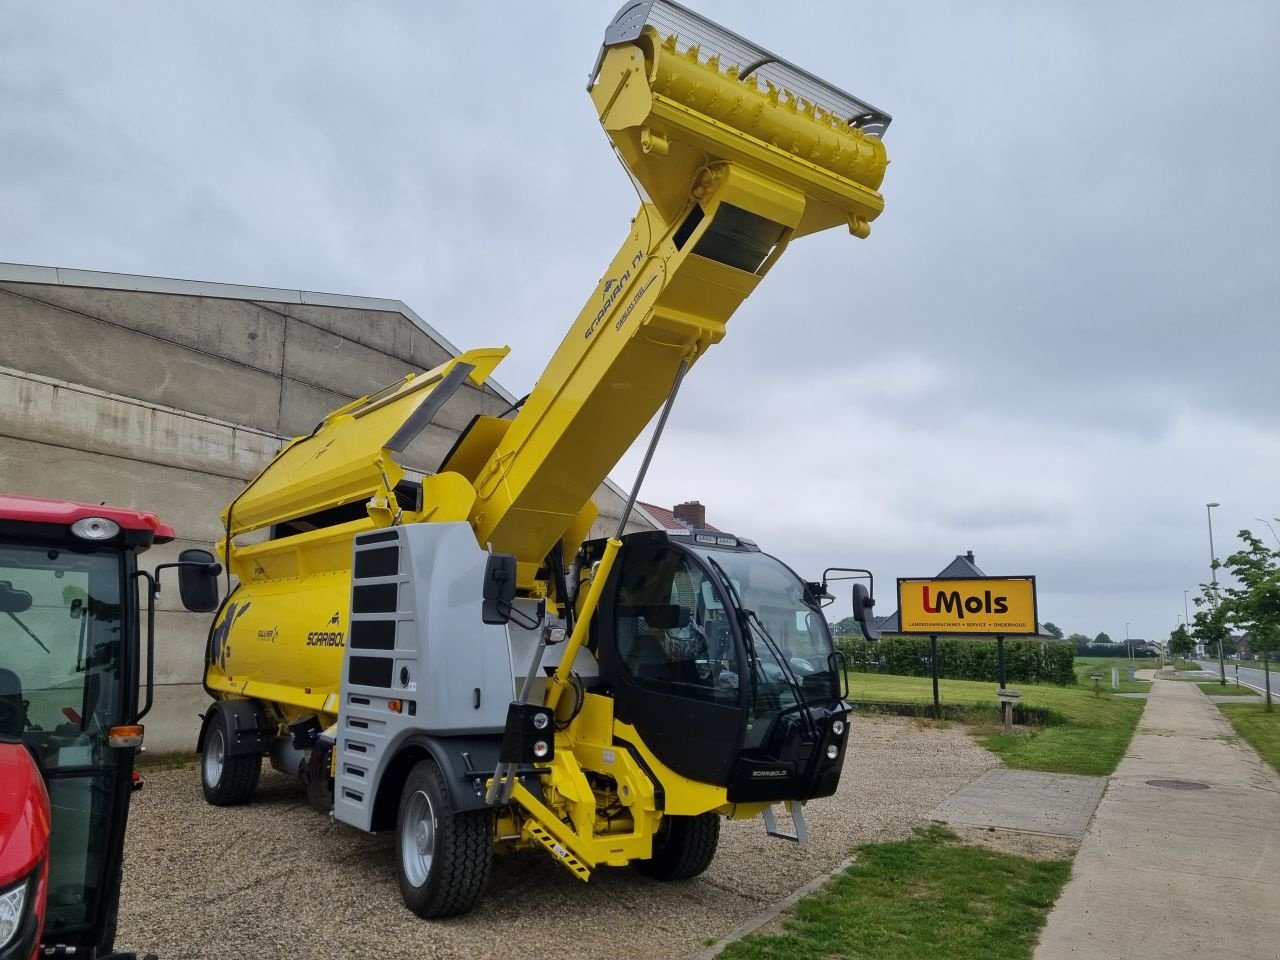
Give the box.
[1195,658,1277,697]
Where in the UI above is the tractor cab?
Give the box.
[0,496,217,960]
[588,530,859,805]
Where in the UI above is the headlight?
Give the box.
[531,740,550,759]
[0,876,30,950]
[826,744,839,760]
[71,516,120,540]
[831,719,846,736]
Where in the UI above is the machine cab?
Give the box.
[589,530,850,804]
[0,496,201,960]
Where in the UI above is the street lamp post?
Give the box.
[1183,589,1193,660]
[1207,502,1226,685]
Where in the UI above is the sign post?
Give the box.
[930,634,940,721]
[896,575,1038,729]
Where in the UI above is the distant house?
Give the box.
[636,499,722,534]
[875,550,1054,639]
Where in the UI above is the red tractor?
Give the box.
[0,496,218,959]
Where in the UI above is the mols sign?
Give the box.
[895,577,1038,635]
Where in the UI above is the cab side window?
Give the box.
[613,545,737,702]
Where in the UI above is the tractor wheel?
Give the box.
[396,758,492,918]
[633,812,720,881]
[201,723,261,806]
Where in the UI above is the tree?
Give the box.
[1192,578,1233,682]
[1067,633,1091,653]
[1042,622,1064,640]
[1219,529,1280,710]
[1094,631,1112,645]
[1167,624,1193,659]
[833,616,864,638]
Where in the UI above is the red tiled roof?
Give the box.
[637,501,720,533]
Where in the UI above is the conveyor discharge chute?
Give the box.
[464,0,891,575]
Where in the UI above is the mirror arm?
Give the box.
[130,570,158,723]
[154,559,224,585]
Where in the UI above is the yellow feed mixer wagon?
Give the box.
[188,0,890,918]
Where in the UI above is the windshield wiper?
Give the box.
[6,611,50,654]
[706,557,760,708]
[706,557,817,738]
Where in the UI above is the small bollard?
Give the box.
[1111,667,1119,690]
[996,687,1022,733]
[1127,664,1136,682]
[1090,672,1103,696]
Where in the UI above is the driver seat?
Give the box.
[0,667,25,738]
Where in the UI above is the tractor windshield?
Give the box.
[691,547,839,749]
[0,541,128,939]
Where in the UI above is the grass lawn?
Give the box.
[1072,656,1153,693]
[1217,704,1280,774]
[846,671,1144,776]
[718,825,1071,960]
[1197,682,1259,696]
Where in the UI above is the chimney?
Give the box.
[673,501,707,529]
[965,550,975,564]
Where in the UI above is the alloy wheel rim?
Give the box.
[204,727,225,786]
[400,789,436,887]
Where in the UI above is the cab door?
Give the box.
[597,540,745,786]
[0,542,136,954]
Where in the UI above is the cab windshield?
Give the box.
[0,542,127,937]
[691,546,839,747]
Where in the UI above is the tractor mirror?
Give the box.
[0,581,32,614]
[852,583,879,641]
[482,553,518,625]
[177,550,222,613]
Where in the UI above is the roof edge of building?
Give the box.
[0,261,659,517]
[0,260,511,399]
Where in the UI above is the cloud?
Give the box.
[2,0,1277,641]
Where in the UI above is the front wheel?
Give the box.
[201,723,261,806]
[396,758,492,918]
[632,812,720,881]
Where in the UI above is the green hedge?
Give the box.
[834,634,1076,686]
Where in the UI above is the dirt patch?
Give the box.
[944,824,1079,861]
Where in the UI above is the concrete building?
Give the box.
[0,262,656,750]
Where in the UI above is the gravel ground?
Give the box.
[117,716,998,960]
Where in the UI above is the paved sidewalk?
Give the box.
[1035,679,1280,959]
[931,768,1106,838]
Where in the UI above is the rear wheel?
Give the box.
[201,723,261,806]
[396,758,491,918]
[633,812,720,881]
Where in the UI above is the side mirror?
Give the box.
[482,553,518,625]
[178,550,222,613]
[852,583,879,641]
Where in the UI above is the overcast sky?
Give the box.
[3,1,1278,641]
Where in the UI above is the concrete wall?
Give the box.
[0,270,652,751]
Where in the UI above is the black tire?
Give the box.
[395,758,492,918]
[201,722,261,806]
[633,812,720,881]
